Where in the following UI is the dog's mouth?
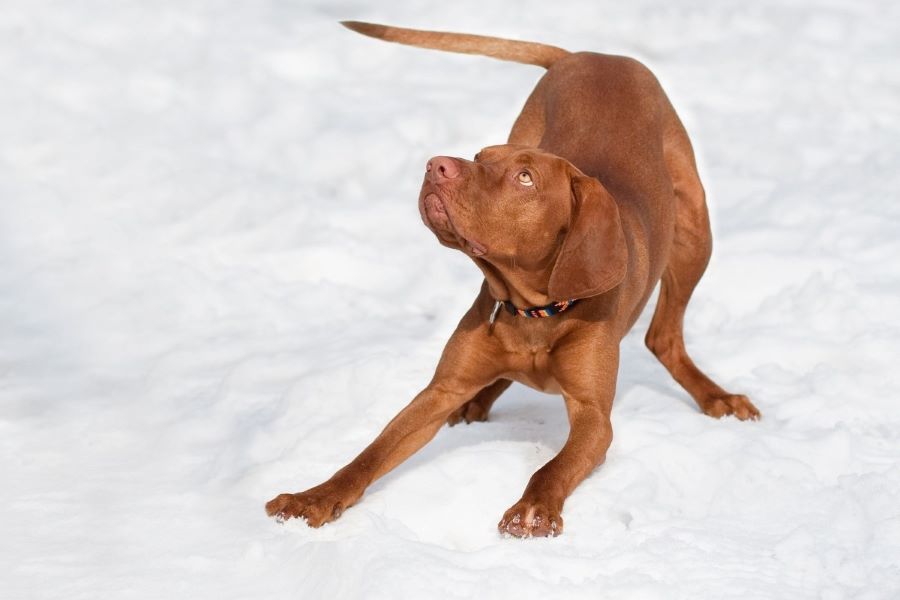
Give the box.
[420,191,487,257]
[422,193,451,230]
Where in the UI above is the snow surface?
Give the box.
[2,1,900,598]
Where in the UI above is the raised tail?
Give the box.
[341,21,570,69]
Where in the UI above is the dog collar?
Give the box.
[489,298,579,324]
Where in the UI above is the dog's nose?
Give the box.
[426,156,460,182]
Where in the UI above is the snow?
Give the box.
[2,1,899,598]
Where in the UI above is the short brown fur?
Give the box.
[266,22,759,538]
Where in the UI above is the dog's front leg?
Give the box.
[498,344,618,538]
[266,308,501,527]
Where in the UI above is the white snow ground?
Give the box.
[2,1,899,598]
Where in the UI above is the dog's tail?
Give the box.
[341,21,570,69]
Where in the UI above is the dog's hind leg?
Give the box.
[645,122,760,420]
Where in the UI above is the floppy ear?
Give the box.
[548,174,628,300]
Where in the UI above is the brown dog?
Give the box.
[266,22,759,538]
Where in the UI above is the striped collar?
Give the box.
[489,298,579,324]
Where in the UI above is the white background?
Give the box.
[2,1,899,598]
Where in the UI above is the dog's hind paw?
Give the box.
[446,399,491,426]
[700,393,760,421]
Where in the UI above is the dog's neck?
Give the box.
[475,257,556,309]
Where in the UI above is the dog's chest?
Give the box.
[506,344,563,394]
[496,321,569,393]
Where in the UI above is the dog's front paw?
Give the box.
[498,499,563,538]
[701,393,760,421]
[265,482,353,527]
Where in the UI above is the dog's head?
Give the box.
[419,144,627,302]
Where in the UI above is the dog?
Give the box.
[266,22,759,538]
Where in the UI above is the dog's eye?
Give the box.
[474,152,482,162]
[516,171,534,186]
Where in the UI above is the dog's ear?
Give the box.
[548,174,627,301]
